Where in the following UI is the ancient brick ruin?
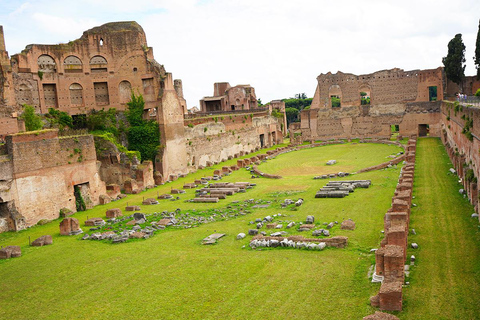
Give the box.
[0,22,286,231]
[0,130,106,231]
[301,68,445,140]
[370,138,417,311]
[199,82,258,112]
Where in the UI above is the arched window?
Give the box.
[64,55,83,73]
[359,85,371,105]
[37,54,56,73]
[90,55,107,72]
[69,83,83,105]
[329,85,342,108]
[118,81,132,104]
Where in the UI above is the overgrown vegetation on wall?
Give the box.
[20,104,43,131]
[46,108,73,130]
[126,93,160,162]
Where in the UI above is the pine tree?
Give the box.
[442,34,466,88]
[474,19,480,79]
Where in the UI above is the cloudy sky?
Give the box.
[1,0,479,107]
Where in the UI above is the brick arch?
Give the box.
[89,55,108,73]
[37,54,56,73]
[64,55,83,73]
[359,84,372,105]
[328,85,342,108]
[89,55,107,65]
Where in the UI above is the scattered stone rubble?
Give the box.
[192,182,256,203]
[245,215,349,250]
[315,180,371,198]
[82,199,270,244]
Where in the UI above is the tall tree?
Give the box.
[475,19,480,79]
[442,33,466,89]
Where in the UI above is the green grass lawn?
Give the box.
[0,140,478,319]
[401,138,480,320]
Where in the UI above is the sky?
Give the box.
[1,0,479,108]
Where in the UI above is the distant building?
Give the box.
[199,82,258,112]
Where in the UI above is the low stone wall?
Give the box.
[370,138,417,312]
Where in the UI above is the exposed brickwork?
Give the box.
[371,138,417,311]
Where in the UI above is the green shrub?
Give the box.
[20,104,43,131]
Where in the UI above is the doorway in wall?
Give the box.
[418,124,429,137]
[259,134,265,148]
[73,183,92,211]
[390,125,400,139]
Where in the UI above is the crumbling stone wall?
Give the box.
[441,101,480,216]
[301,68,444,141]
[371,138,417,312]
[184,114,283,170]
[199,82,258,112]
[0,130,105,229]
[94,135,155,193]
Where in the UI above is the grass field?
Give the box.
[401,138,480,320]
[0,140,478,319]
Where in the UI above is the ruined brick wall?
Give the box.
[371,138,417,312]
[1,22,188,181]
[445,77,480,97]
[302,68,444,141]
[301,101,441,140]
[200,83,257,112]
[184,114,283,169]
[0,130,105,229]
[441,101,480,215]
[9,21,166,115]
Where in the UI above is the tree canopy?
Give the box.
[442,33,466,86]
[285,107,299,125]
[283,93,312,111]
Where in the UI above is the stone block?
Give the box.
[106,208,122,218]
[379,281,403,311]
[0,246,22,259]
[31,235,53,247]
[340,219,355,230]
[85,218,105,227]
[125,206,141,211]
[237,159,245,168]
[59,217,81,236]
[124,179,138,194]
[99,194,111,205]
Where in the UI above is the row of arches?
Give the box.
[328,84,372,108]
[38,54,108,73]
